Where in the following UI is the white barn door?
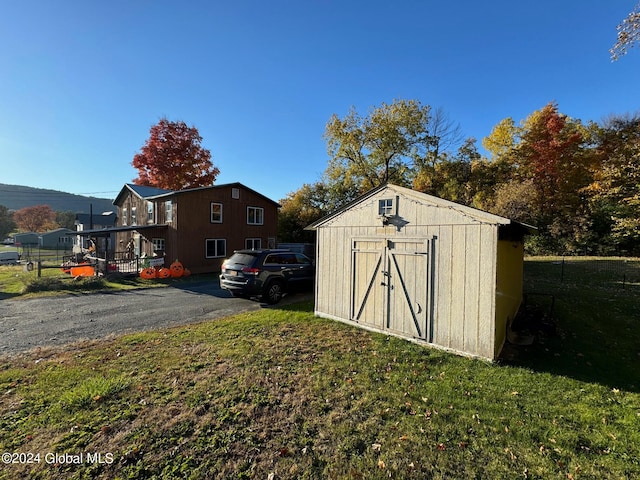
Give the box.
[351,239,434,341]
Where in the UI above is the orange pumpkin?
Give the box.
[170,260,184,278]
[182,268,191,277]
[140,267,157,279]
[70,265,95,277]
[157,267,171,279]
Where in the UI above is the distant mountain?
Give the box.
[0,183,114,213]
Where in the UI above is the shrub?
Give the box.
[22,275,105,293]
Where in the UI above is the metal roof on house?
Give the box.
[145,182,281,207]
[75,212,117,225]
[113,184,173,205]
[113,182,280,207]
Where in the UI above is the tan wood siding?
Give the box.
[313,185,506,360]
[448,225,467,352]
[478,227,498,357]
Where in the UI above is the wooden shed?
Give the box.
[306,183,534,361]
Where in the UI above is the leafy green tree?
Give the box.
[591,114,640,254]
[491,180,538,226]
[0,205,16,240]
[323,99,435,193]
[56,211,77,230]
[413,139,479,205]
[278,183,329,243]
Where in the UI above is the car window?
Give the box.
[263,254,283,265]
[264,253,298,265]
[228,253,258,266]
[281,254,297,264]
[295,254,311,265]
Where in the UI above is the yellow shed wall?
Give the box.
[495,240,525,357]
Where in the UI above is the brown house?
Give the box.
[112,183,279,274]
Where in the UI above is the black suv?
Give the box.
[219,249,315,304]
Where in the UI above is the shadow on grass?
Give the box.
[0,292,21,300]
[266,296,315,312]
[500,259,640,393]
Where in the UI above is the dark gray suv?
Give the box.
[219,249,315,304]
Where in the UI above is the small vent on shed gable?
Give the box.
[232,188,240,199]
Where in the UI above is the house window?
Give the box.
[210,202,223,223]
[378,198,394,216]
[122,207,128,226]
[232,188,240,199]
[131,206,137,225]
[246,238,261,249]
[205,238,226,258]
[247,206,264,225]
[147,202,154,223]
[152,238,165,253]
[165,201,173,223]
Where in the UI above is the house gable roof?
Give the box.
[145,182,281,207]
[113,184,173,205]
[113,182,279,207]
[306,183,535,231]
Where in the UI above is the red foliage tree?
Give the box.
[517,104,594,216]
[13,205,58,232]
[132,118,220,190]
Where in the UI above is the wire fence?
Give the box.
[526,256,640,289]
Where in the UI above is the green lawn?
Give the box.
[0,258,638,479]
[514,257,639,392]
[0,264,209,300]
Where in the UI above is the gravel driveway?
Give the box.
[0,280,312,356]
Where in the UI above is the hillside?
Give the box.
[0,183,114,213]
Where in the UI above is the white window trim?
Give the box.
[165,201,173,223]
[247,206,264,225]
[147,201,155,224]
[152,238,165,252]
[245,238,261,249]
[122,207,128,226]
[210,202,223,223]
[205,238,226,258]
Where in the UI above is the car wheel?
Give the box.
[262,281,284,304]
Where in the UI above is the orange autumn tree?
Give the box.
[13,205,58,232]
[132,118,220,190]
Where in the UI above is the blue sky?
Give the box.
[1,1,638,205]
